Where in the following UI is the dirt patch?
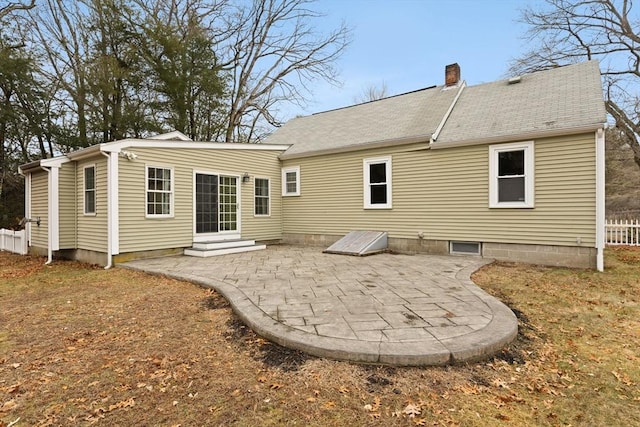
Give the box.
[201,291,230,310]
[224,317,309,371]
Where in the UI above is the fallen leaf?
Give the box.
[0,400,18,413]
[6,383,20,394]
[323,401,336,409]
[403,403,421,418]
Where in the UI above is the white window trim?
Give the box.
[363,156,392,209]
[83,164,96,216]
[489,141,535,208]
[145,165,174,218]
[281,166,300,196]
[254,177,271,217]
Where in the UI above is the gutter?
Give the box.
[279,134,433,160]
[429,123,606,149]
[430,80,467,144]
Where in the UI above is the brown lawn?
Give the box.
[0,248,638,426]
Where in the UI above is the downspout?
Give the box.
[100,151,113,269]
[41,165,59,265]
[429,81,466,144]
[595,127,605,271]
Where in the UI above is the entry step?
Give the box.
[185,240,266,257]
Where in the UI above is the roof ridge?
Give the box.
[312,84,438,116]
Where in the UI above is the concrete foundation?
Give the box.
[113,248,185,264]
[282,233,597,269]
[482,242,596,269]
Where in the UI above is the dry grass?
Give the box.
[0,249,638,426]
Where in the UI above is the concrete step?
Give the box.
[184,244,266,258]
[192,239,256,250]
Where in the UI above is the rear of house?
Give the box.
[19,61,607,270]
[271,61,607,269]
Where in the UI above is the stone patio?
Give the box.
[123,245,518,366]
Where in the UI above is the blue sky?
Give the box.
[293,0,533,116]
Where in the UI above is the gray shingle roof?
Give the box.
[267,85,459,157]
[268,61,606,158]
[434,61,606,145]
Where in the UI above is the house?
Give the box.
[19,61,607,270]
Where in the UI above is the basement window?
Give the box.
[450,241,481,255]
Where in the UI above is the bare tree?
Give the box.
[219,0,351,142]
[353,81,389,104]
[0,0,35,19]
[511,0,640,168]
[30,0,92,147]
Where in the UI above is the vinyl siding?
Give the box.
[76,157,108,252]
[118,147,284,253]
[282,133,597,247]
[30,171,48,248]
[59,162,77,248]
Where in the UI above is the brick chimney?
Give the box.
[445,63,460,87]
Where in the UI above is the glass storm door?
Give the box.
[195,173,238,235]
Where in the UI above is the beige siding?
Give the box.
[76,157,108,252]
[58,162,77,248]
[118,148,284,253]
[30,171,48,248]
[282,133,597,247]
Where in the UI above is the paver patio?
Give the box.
[123,245,517,366]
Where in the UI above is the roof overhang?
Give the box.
[279,134,432,160]
[18,156,71,174]
[429,123,606,150]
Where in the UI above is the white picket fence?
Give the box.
[0,229,28,255]
[605,219,640,246]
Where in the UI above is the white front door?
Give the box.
[194,173,240,241]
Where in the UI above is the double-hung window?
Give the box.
[254,178,270,216]
[146,166,173,217]
[281,166,300,196]
[83,165,96,215]
[489,141,534,208]
[363,156,392,209]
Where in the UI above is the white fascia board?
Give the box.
[429,123,605,150]
[101,140,291,153]
[40,156,71,167]
[66,144,103,160]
